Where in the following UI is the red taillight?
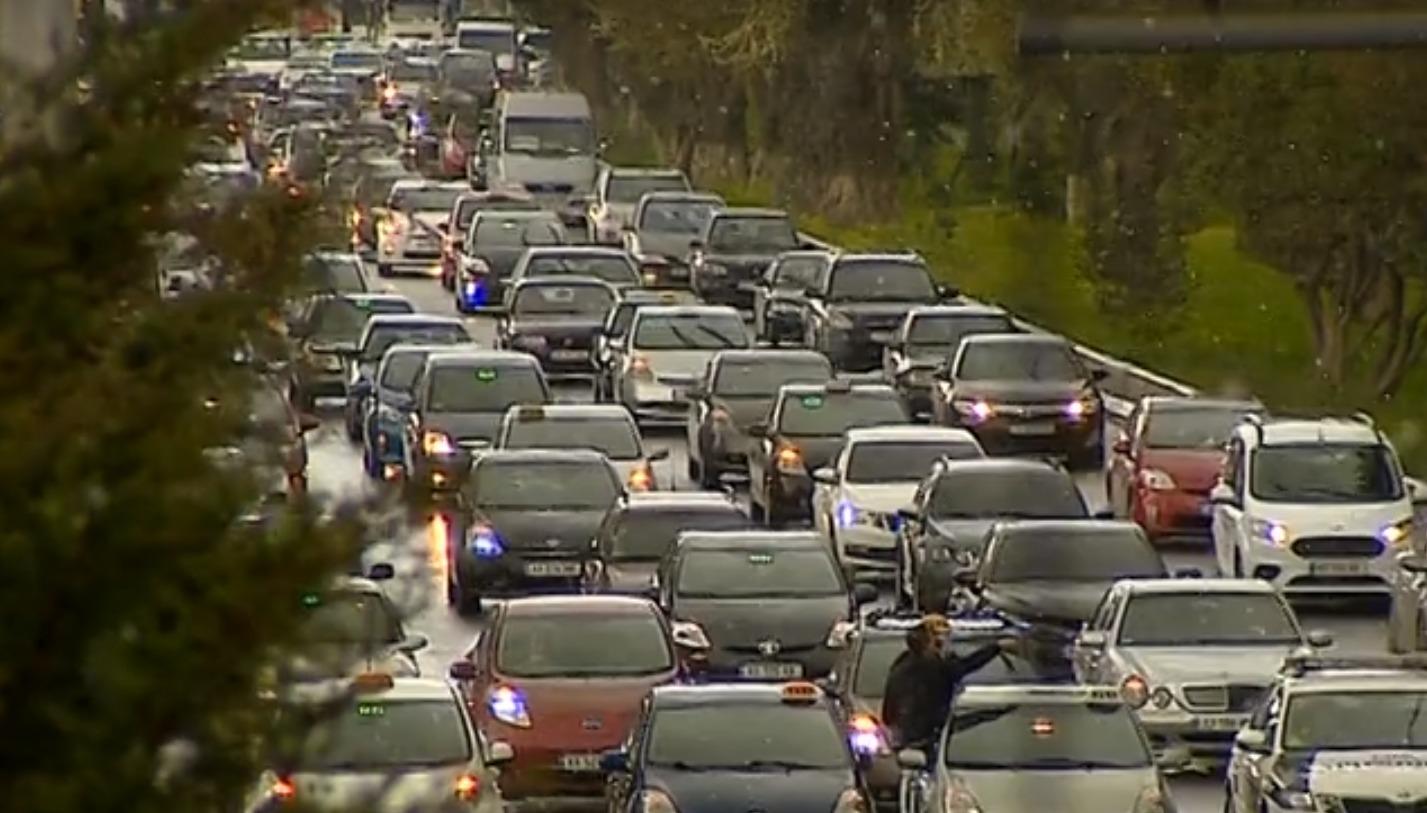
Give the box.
[271,776,296,802]
[455,773,480,800]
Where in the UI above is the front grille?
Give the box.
[990,403,1068,418]
[1180,684,1266,712]
[1292,536,1384,558]
[1343,799,1427,813]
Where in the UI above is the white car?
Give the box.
[376,179,469,277]
[1210,413,1419,596]
[495,403,672,492]
[613,305,750,425]
[810,425,983,582]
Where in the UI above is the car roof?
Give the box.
[1287,671,1427,693]
[473,208,560,221]
[425,349,538,368]
[501,92,591,118]
[473,448,611,466]
[633,304,741,318]
[622,491,742,511]
[777,382,898,397]
[960,333,1067,348]
[390,178,469,192]
[844,425,980,444]
[831,252,924,264]
[365,314,465,328]
[380,341,472,360]
[651,683,833,708]
[676,530,824,551]
[336,292,410,304]
[906,303,1010,318]
[618,289,698,305]
[1114,577,1278,596]
[957,685,1129,706]
[285,677,459,706]
[501,595,659,617]
[714,349,829,366]
[510,275,615,291]
[457,19,515,31]
[710,207,790,220]
[505,403,632,422]
[1248,417,1383,446]
[523,246,631,258]
[608,166,686,178]
[995,519,1143,537]
[935,458,1067,477]
[639,190,724,205]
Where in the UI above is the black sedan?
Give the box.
[495,277,617,379]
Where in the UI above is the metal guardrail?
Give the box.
[795,231,1197,421]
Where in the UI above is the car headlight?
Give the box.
[1380,517,1417,550]
[1064,394,1100,419]
[835,500,860,529]
[470,524,505,558]
[1265,786,1316,812]
[1251,518,1291,548]
[942,778,983,813]
[826,310,854,330]
[640,790,679,813]
[953,398,995,422]
[1132,785,1174,813]
[486,685,531,728]
[1139,468,1177,491]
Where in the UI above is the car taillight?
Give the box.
[271,776,296,803]
[454,773,480,800]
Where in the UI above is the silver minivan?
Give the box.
[475,92,599,230]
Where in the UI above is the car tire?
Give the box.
[687,457,700,482]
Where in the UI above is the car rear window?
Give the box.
[647,705,848,769]
[713,358,831,397]
[677,548,842,598]
[845,440,982,483]
[502,415,641,459]
[777,391,907,437]
[495,612,673,677]
[426,364,547,412]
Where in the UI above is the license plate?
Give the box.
[1196,715,1248,731]
[557,752,601,772]
[1310,560,1367,576]
[524,561,581,577]
[550,349,587,361]
[1009,421,1057,436]
[739,662,803,679]
[869,331,894,343]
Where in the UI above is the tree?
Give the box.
[0,3,364,812]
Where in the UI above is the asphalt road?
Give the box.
[304,267,1390,813]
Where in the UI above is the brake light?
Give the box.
[454,773,480,800]
[271,776,296,803]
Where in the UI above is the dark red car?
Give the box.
[1106,396,1262,542]
[449,596,679,800]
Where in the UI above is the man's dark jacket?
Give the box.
[880,643,1001,749]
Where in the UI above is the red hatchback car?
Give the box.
[1106,396,1262,542]
[449,596,679,800]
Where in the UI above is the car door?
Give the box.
[747,395,784,506]
[1212,437,1248,575]
[1107,403,1145,516]
[1226,686,1280,813]
[1072,587,1123,683]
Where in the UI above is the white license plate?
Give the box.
[1196,715,1248,731]
[739,662,803,679]
[1009,421,1057,436]
[557,752,601,772]
[869,331,894,343]
[525,561,581,577]
[550,349,587,361]
[1310,560,1367,576]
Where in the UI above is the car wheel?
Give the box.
[749,495,765,524]
[345,413,362,443]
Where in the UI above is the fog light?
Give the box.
[383,464,402,481]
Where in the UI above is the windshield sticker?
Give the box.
[748,552,774,565]
[355,703,385,718]
[475,368,498,382]
[800,394,824,409]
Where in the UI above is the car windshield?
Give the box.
[1118,593,1300,646]
[511,284,614,318]
[639,200,720,234]
[907,314,1016,348]
[632,313,748,351]
[330,51,382,70]
[388,61,434,82]
[474,217,565,247]
[845,440,983,483]
[1143,407,1259,450]
[426,365,547,412]
[989,528,1165,583]
[677,548,843,598]
[303,256,366,293]
[503,416,641,459]
[1283,691,1427,751]
[1250,443,1403,503]
[777,391,907,437]
[390,187,463,212]
[297,590,401,645]
[827,260,937,303]
[441,54,494,85]
[943,701,1151,769]
[929,470,1086,519]
[471,461,618,510]
[457,30,513,54]
[308,298,412,343]
[713,358,832,397]
[496,612,673,677]
[378,352,429,392]
[293,699,471,771]
[504,116,595,156]
[707,217,798,253]
[607,174,688,204]
[957,341,1083,382]
[525,255,638,285]
[361,324,470,362]
[605,508,749,561]
[647,705,849,770]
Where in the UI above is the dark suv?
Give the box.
[800,253,957,372]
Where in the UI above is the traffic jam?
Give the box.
[184,4,1427,813]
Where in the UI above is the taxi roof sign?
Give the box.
[781,682,821,704]
[1281,652,1427,677]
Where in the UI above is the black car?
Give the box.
[495,277,616,378]
[685,348,833,488]
[687,208,804,309]
[342,314,472,440]
[451,449,623,613]
[453,209,567,314]
[894,458,1094,613]
[748,250,833,344]
[402,350,552,493]
[287,293,414,410]
[962,519,1168,643]
[882,304,1018,420]
[800,253,958,373]
[654,530,877,680]
[584,492,751,597]
[746,381,908,527]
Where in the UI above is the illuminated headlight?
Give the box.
[954,399,995,422]
[1251,518,1291,548]
[1380,518,1417,550]
[469,524,505,558]
[835,500,861,529]
[1064,395,1099,419]
[486,685,531,728]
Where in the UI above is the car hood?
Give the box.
[498,153,597,192]
[982,580,1116,625]
[287,764,470,812]
[1276,750,1427,798]
[710,394,774,429]
[644,349,723,381]
[603,561,659,595]
[958,767,1158,813]
[953,379,1090,403]
[482,507,605,552]
[648,766,854,813]
[638,230,698,260]
[425,412,502,444]
[841,482,919,514]
[1120,646,1296,684]
[675,595,848,650]
[1138,448,1227,492]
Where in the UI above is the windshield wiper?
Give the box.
[694,323,739,348]
[728,759,829,771]
[650,761,719,772]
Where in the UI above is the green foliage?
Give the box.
[0,3,364,812]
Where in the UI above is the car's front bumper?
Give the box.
[1240,541,1394,596]
[457,550,586,596]
[1136,488,1213,541]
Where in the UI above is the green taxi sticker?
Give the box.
[748,552,774,565]
[475,368,498,382]
[301,592,322,607]
[356,703,385,718]
[800,395,824,409]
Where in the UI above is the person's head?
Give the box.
[907,614,951,656]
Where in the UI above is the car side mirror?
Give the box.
[1234,729,1268,753]
[398,632,429,653]
[366,562,395,580]
[488,741,515,765]
[953,568,979,587]
[1306,629,1334,649]
[811,467,838,486]
[1077,630,1107,649]
[747,422,768,438]
[647,449,670,461]
[298,414,321,433]
[1209,483,1239,507]
[897,749,927,770]
[1090,368,1110,383]
[599,749,629,774]
[852,582,878,606]
[448,660,477,681]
